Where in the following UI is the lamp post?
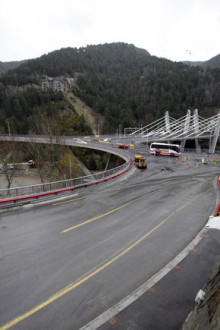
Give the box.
[118,124,122,137]
[6,120,11,136]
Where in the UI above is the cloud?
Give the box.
[0,0,219,61]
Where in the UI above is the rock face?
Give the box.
[181,257,220,330]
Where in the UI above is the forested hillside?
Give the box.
[201,54,220,69]
[0,60,26,75]
[0,87,92,135]
[184,54,220,69]
[0,42,220,134]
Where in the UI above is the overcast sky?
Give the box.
[1,0,219,63]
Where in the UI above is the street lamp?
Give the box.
[6,120,11,136]
[118,124,122,137]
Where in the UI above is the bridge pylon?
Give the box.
[165,111,170,143]
[209,109,220,154]
[194,109,201,153]
[181,109,191,150]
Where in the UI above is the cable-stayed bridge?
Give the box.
[125,109,220,153]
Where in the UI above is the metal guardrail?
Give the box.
[0,158,133,205]
[0,134,134,206]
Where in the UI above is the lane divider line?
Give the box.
[52,196,85,206]
[0,189,208,330]
[61,198,141,233]
[61,187,164,233]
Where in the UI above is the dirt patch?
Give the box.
[0,172,43,189]
[66,92,103,133]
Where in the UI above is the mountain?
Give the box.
[0,43,220,135]
[200,54,220,69]
[0,60,26,75]
[0,43,151,85]
[183,54,220,69]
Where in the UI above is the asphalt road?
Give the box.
[0,153,219,329]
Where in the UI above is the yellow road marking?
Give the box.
[61,184,204,233]
[61,187,165,233]
[61,198,142,233]
[0,190,208,330]
[52,196,85,206]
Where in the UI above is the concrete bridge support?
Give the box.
[193,109,201,153]
[209,109,220,154]
[72,153,94,178]
[105,154,111,171]
[181,109,191,150]
[165,111,171,143]
[165,111,171,133]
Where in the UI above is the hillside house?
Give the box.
[42,77,71,94]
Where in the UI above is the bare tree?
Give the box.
[0,141,23,189]
[2,159,16,189]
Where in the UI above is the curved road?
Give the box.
[0,153,219,329]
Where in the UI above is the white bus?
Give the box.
[150,142,181,157]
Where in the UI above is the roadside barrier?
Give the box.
[0,158,134,206]
[217,175,220,189]
[214,175,220,216]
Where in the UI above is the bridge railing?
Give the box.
[0,157,133,204]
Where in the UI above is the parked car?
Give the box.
[28,160,42,168]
